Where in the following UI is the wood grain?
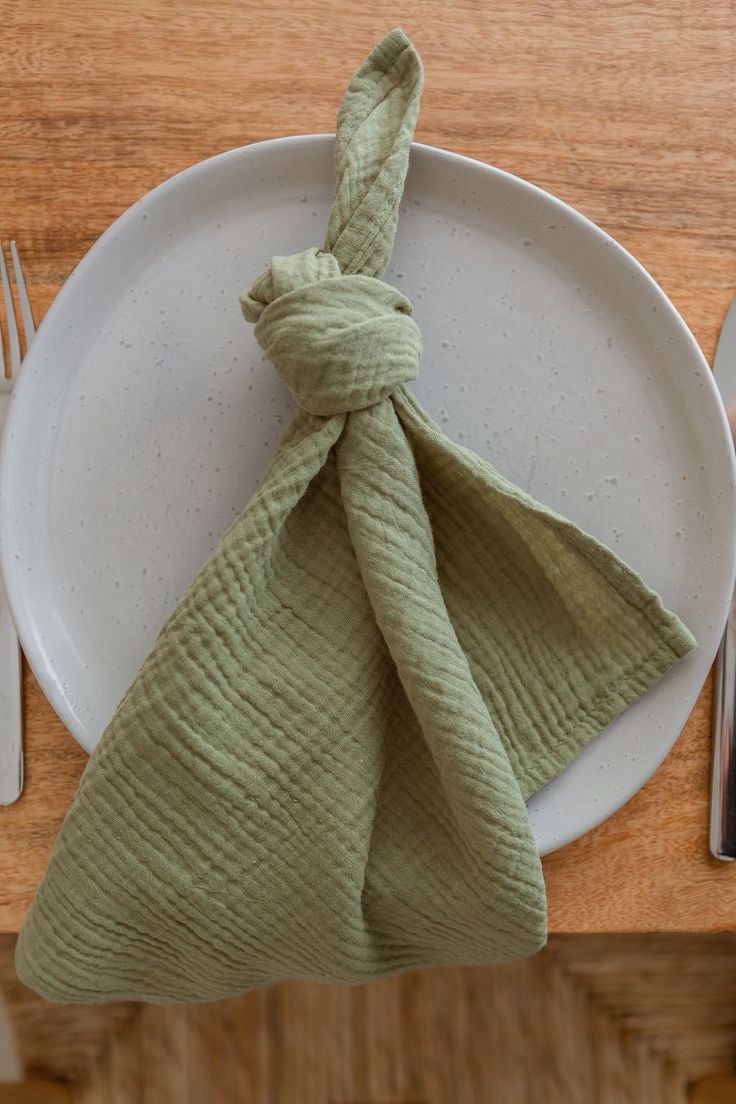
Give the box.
[0,0,735,934]
[691,1075,736,1104]
[0,1085,72,1104]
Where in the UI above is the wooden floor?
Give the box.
[2,934,736,1102]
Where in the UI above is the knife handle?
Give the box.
[711,601,736,860]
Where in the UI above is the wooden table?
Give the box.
[1,0,734,934]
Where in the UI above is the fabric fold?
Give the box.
[16,28,695,1005]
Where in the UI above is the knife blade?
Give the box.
[710,295,736,860]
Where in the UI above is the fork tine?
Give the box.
[10,242,35,346]
[0,244,20,376]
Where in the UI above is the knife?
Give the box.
[711,295,736,860]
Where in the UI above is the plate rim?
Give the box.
[3,133,734,853]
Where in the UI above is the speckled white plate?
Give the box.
[2,136,734,853]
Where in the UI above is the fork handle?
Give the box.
[0,570,23,805]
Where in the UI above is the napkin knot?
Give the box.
[240,247,422,416]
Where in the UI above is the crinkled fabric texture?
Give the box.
[16,28,695,1004]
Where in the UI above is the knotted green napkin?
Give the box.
[16,29,695,1004]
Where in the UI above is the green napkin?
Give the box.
[16,29,695,1004]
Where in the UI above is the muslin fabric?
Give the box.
[16,29,695,1004]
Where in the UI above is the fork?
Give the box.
[0,241,35,804]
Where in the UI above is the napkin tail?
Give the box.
[337,399,547,964]
[14,409,349,1005]
[393,388,697,799]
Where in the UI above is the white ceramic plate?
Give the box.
[2,136,734,854]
